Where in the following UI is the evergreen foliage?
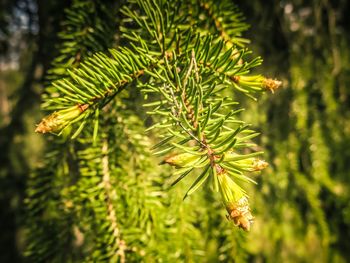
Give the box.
[28,0,280,261]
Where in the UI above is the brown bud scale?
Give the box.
[226,196,254,231]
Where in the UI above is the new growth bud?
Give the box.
[217,172,254,231]
[163,152,200,168]
[231,75,265,92]
[252,159,269,171]
[224,151,269,172]
[226,196,254,231]
[35,104,89,134]
[263,78,282,93]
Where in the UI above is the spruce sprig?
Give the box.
[142,49,268,230]
[35,0,281,232]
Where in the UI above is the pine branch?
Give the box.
[47,0,117,79]
[143,48,269,230]
[35,35,279,137]
[196,0,250,47]
[33,0,282,236]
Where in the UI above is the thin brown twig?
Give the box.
[101,140,126,262]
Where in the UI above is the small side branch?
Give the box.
[101,140,126,262]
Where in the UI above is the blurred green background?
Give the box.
[0,0,349,262]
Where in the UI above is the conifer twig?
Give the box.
[101,140,126,262]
